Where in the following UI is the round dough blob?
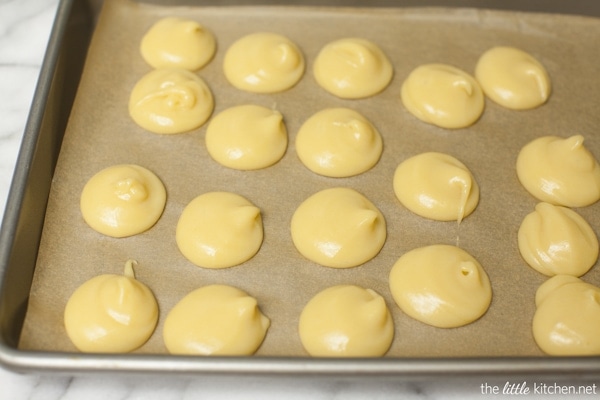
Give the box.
[475,46,551,110]
[313,38,393,99]
[164,284,270,356]
[140,17,216,71]
[516,135,600,207]
[393,152,479,222]
[80,164,166,238]
[206,104,287,170]
[401,64,485,129]
[223,32,305,93]
[295,108,383,178]
[176,192,263,269]
[518,202,598,277]
[64,260,159,353]
[129,68,214,134]
[533,275,600,355]
[291,187,387,268]
[299,285,394,357]
[389,245,492,328]
[291,187,386,268]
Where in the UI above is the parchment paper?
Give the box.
[19,0,600,357]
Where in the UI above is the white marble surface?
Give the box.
[0,1,598,399]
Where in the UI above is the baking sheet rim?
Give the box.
[2,0,600,375]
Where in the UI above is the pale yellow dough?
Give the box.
[80,164,166,238]
[176,192,263,269]
[401,64,485,129]
[291,188,386,268]
[205,104,287,170]
[140,17,216,71]
[475,46,551,110]
[533,275,600,355]
[295,108,383,177]
[389,245,492,328]
[64,260,159,353]
[393,152,479,222]
[223,32,305,93]
[299,285,394,357]
[516,135,600,207]
[313,38,393,99]
[518,202,598,277]
[163,284,270,356]
[129,68,214,134]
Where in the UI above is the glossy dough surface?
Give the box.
[206,104,287,170]
[64,261,159,353]
[295,108,382,177]
[516,135,600,207]
[140,17,216,71]
[291,187,386,268]
[393,152,479,222]
[223,32,305,93]
[313,38,393,99]
[176,192,263,269]
[129,68,214,134]
[518,202,598,277]
[475,46,551,110]
[401,63,484,129]
[299,285,394,357]
[163,284,270,355]
[533,275,600,355]
[389,245,492,328]
[80,164,166,238]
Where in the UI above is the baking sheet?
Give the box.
[19,0,600,357]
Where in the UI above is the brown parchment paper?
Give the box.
[19,0,600,357]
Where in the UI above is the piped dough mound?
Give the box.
[64,260,158,353]
[163,284,270,356]
[475,46,551,110]
[313,38,393,99]
[80,164,166,238]
[516,135,600,207]
[223,32,305,93]
[518,202,598,277]
[299,285,394,357]
[389,245,492,328]
[291,187,386,268]
[295,108,383,177]
[401,63,484,129]
[176,192,263,269]
[140,17,216,71]
[533,275,600,356]
[393,152,479,222]
[129,68,214,134]
[206,104,287,170]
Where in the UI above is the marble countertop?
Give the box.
[0,1,598,398]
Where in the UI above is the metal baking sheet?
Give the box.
[1,0,600,377]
